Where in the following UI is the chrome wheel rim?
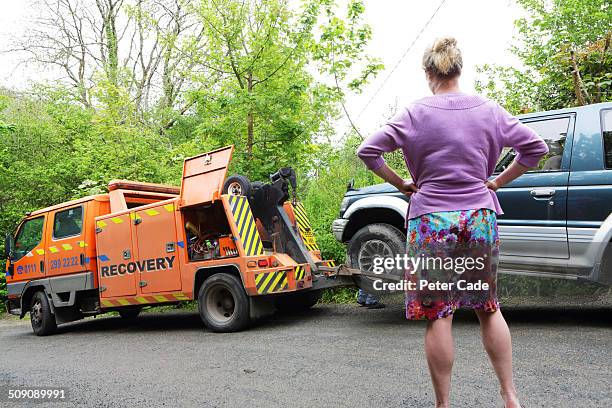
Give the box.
[228,181,243,196]
[206,285,235,324]
[358,239,393,273]
[31,300,42,327]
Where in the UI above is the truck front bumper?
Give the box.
[331,218,349,242]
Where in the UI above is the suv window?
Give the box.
[495,116,570,173]
[53,206,83,239]
[13,217,45,261]
[602,109,612,169]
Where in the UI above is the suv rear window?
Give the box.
[602,109,612,169]
[53,206,83,239]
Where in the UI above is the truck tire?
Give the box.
[275,289,322,312]
[223,175,251,197]
[30,291,57,336]
[198,273,250,332]
[347,223,406,274]
[118,307,141,320]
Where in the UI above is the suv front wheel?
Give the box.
[347,223,406,274]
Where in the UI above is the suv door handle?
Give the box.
[530,188,556,198]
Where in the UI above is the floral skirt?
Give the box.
[405,208,500,320]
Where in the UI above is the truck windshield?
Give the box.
[13,216,44,261]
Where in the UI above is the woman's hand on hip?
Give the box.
[370,163,418,197]
[485,180,500,191]
[399,180,419,197]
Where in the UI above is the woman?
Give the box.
[357,37,548,408]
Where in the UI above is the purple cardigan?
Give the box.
[357,92,549,220]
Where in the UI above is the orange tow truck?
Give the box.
[4,146,355,335]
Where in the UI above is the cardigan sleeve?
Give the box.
[357,107,412,170]
[496,104,549,168]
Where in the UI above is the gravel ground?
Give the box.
[1,303,611,408]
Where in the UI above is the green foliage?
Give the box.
[475,0,611,113]
[300,135,379,263]
[187,0,381,181]
[319,287,358,303]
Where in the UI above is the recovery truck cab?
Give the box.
[4,146,339,335]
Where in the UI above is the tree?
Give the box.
[10,0,204,124]
[188,0,382,179]
[475,0,611,113]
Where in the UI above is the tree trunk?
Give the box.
[97,0,120,87]
[569,49,589,106]
[247,73,254,159]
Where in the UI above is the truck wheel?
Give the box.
[275,289,322,312]
[30,291,57,336]
[118,307,141,320]
[198,273,250,332]
[348,223,406,274]
[223,175,251,197]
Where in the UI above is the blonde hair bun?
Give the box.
[423,36,463,77]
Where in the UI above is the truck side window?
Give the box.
[53,206,83,239]
[602,109,612,169]
[13,216,45,261]
[494,117,570,173]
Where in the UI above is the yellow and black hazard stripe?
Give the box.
[294,265,306,281]
[292,202,319,251]
[100,292,190,308]
[254,270,289,294]
[228,195,264,256]
[96,204,175,231]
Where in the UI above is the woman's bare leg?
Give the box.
[475,310,521,408]
[425,314,454,408]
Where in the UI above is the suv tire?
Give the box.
[348,223,406,274]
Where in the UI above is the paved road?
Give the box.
[1,304,611,407]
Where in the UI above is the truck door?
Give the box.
[134,202,181,293]
[96,213,137,298]
[46,205,87,278]
[9,215,47,282]
[495,114,574,259]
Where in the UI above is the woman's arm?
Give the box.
[485,160,529,191]
[357,107,416,195]
[487,103,549,191]
[372,163,419,196]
